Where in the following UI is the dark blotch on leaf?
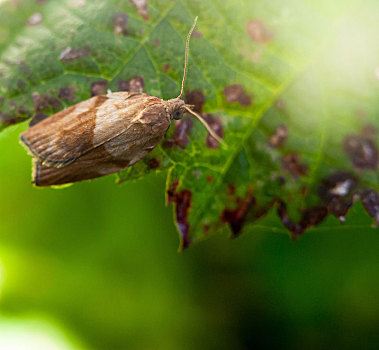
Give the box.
[129,0,149,21]
[221,187,256,237]
[246,19,274,44]
[223,84,252,107]
[203,114,224,149]
[361,189,379,226]
[0,112,18,126]
[192,30,202,38]
[113,13,128,36]
[117,76,144,93]
[152,39,160,46]
[277,200,328,239]
[59,86,77,101]
[91,80,108,96]
[343,134,378,170]
[162,63,171,72]
[206,176,214,183]
[33,93,62,112]
[318,171,358,221]
[166,180,192,249]
[184,90,205,113]
[60,46,90,62]
[148,158,160,169]
[269,124,288,148]
[29,113,48,127]
[281,153,308,178]
[168,117,193,149]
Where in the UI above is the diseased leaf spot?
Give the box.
[343,134,378,170]
[59,46,91,62]
[227,184,236,195]
[148,157,160,169]
[268,124,288,148]
[162,63,171,72]
[223,84,252,106]
[33,92,62,112]
[117,76,144,92]
[166,180,192,249]
[361,189,379,226]
[59,86,78,102]
[152,39,160,46]
[184,90,204,113]
[203,114,224,149]
[277,200,328,239]
[113,13,128,36]
[246,19,274,45]
[173,117,193,148]
[192,30,202,38]
[206,176,214,183]
[27,12,42,26]
[221,186,256,237]
[281,153,308,178]
[91,80,108,96]
[318,171,358,221]
[129,0,149,21]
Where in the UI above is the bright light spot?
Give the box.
[0,260,4,296]
[0,318,82,350]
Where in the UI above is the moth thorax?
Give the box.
[166,98,186,120]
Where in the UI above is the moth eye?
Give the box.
[173,110,183,120]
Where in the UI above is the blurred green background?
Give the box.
[1,123,379,349]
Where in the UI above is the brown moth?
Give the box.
[20,17,224,187]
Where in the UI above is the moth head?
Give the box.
[166,98,186,120]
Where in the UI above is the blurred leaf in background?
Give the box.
[1,0,379,349]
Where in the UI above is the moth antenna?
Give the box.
[182,105,227,148]
[177,16,198,99]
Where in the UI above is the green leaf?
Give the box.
[1,0,379,249]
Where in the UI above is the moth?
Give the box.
[20,17,224,187]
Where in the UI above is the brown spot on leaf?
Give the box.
[29,113,48,127]
[174,117,193,148]
[223,84,252,107]
[117,76,144,92]
[113,13,128,36]
[281,153,308,178]
[277,200,328,239]
[221,186,256,237]
[148,158,160,169]
[0,112,18,126]
[192,30,202,38]
[361,189,379,226]
[206,176,214,183]
[162,63,170,72]
[59,46,90,62]
[343,134,378,170]
[184,90,204,113]
[227,184,236,195]
[129,0,149,21]
[166,180,192,249]
[166,179,179,205]
[32,92,62,112]
[268,124,288,148]
[203,114,224,149]
[246,19,274,44]
[153,39,160,46]
[59,86,78,101]
[91,80,108,96]
[27,12,42,26]
[318,171,358,221]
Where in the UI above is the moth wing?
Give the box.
[20,92,163,167]
[32,104,171,186]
